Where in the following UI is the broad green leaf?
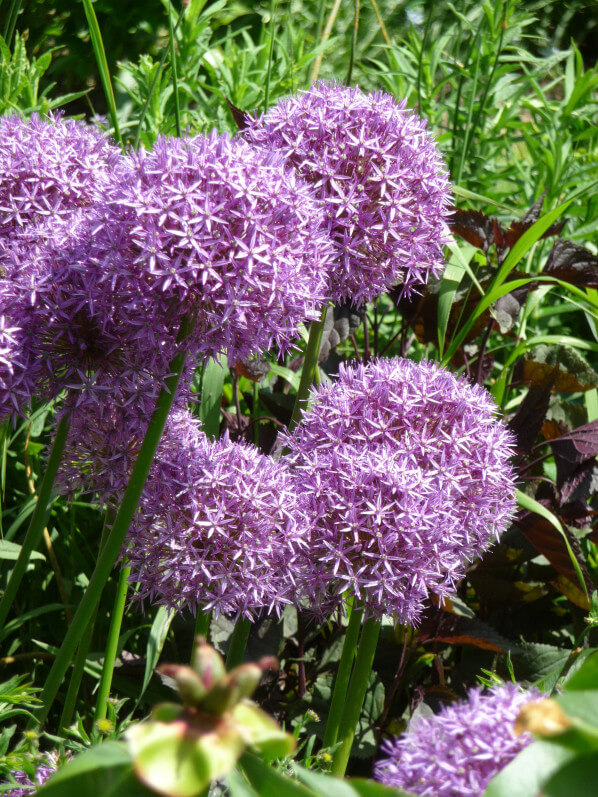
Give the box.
[227,769,259,797]
[240,754,314,796]
[562,651,598,691]
[37,742,153,797]
[452,185,512,210]
[437,241,481,354]
[483,740,575,797]
[268,363,300,391]
[542,752,598,796]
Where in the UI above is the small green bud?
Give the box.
[192,642,226,689]
[158,664,207,707]
[96,718,114,735]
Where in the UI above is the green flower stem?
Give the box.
[167,1,181,137]
[58,511,113,732]
[95,563,131,722]
[34,321,191,728]
[191,611,212,663]
[290,306,328,430]
[0,413,70,631]
[322,602,364,748]
[225,617,252,670]
[331,615,381,776]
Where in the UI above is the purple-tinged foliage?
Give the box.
[0,113,120,243]
[281,358,517,620]
[96,132,333,364]
[244,81,452,305]
[375,683,541,796]
[125,411,312,619]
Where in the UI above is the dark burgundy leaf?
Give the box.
[509,367,558,453]
[225,98,251,130]
[544,238,598,288]
[521,192,547,224]
[550,420,598,465]
[419,614,515,653]
[450,209,495,252]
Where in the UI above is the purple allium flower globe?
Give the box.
[244,81,452,305]
[374,683,542,796]
[95,131,333,365]
[281,357,517,620]
[0,113,120,243]
[125,411,312,619]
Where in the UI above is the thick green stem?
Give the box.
[331,616,381,776]
[191,611,212,663]
[0,414,70,631]
[322,603,364,748]
[290,307,328,430]
[34,323,190,728]
[58,512,113,732]
[225,617,252,670]
[95,564,130,722]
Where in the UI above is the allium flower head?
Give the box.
[0,113,121,242]
[244,81,452,304]
[0,215,179,418]
[126,411,312,618]
[375,683,541,796]
[96,131,333,364]
[281,358,516,620]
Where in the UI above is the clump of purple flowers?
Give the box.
[375,683,541,796]
[0,113,120,243]
[244,81,452,305]
[5,751,68,796]
[282,358,516,621]
[125,411,312,618]
[94,131,333,365]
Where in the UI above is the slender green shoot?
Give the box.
[331,615,381,775]
[323,601,364,748]
[290,306,328,429]
[0,413,70,630]
[95,564,131,722]
[81,0,122,147]
[264,0,277,110]
[167,1,181,137]
[345,0,360,86]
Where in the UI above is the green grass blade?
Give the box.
[81,0,122,147]
[167,1,181,137]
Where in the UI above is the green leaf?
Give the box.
[0,603,64,643]
[227,769,259,797]
[36,742,153,797]
[239,754,314,796]
[542,752,598,796]
[199,355,227,439]
[562,651,598,691]
[483,740,575,797]
[138,606,175,703]
[0,540,45,562]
